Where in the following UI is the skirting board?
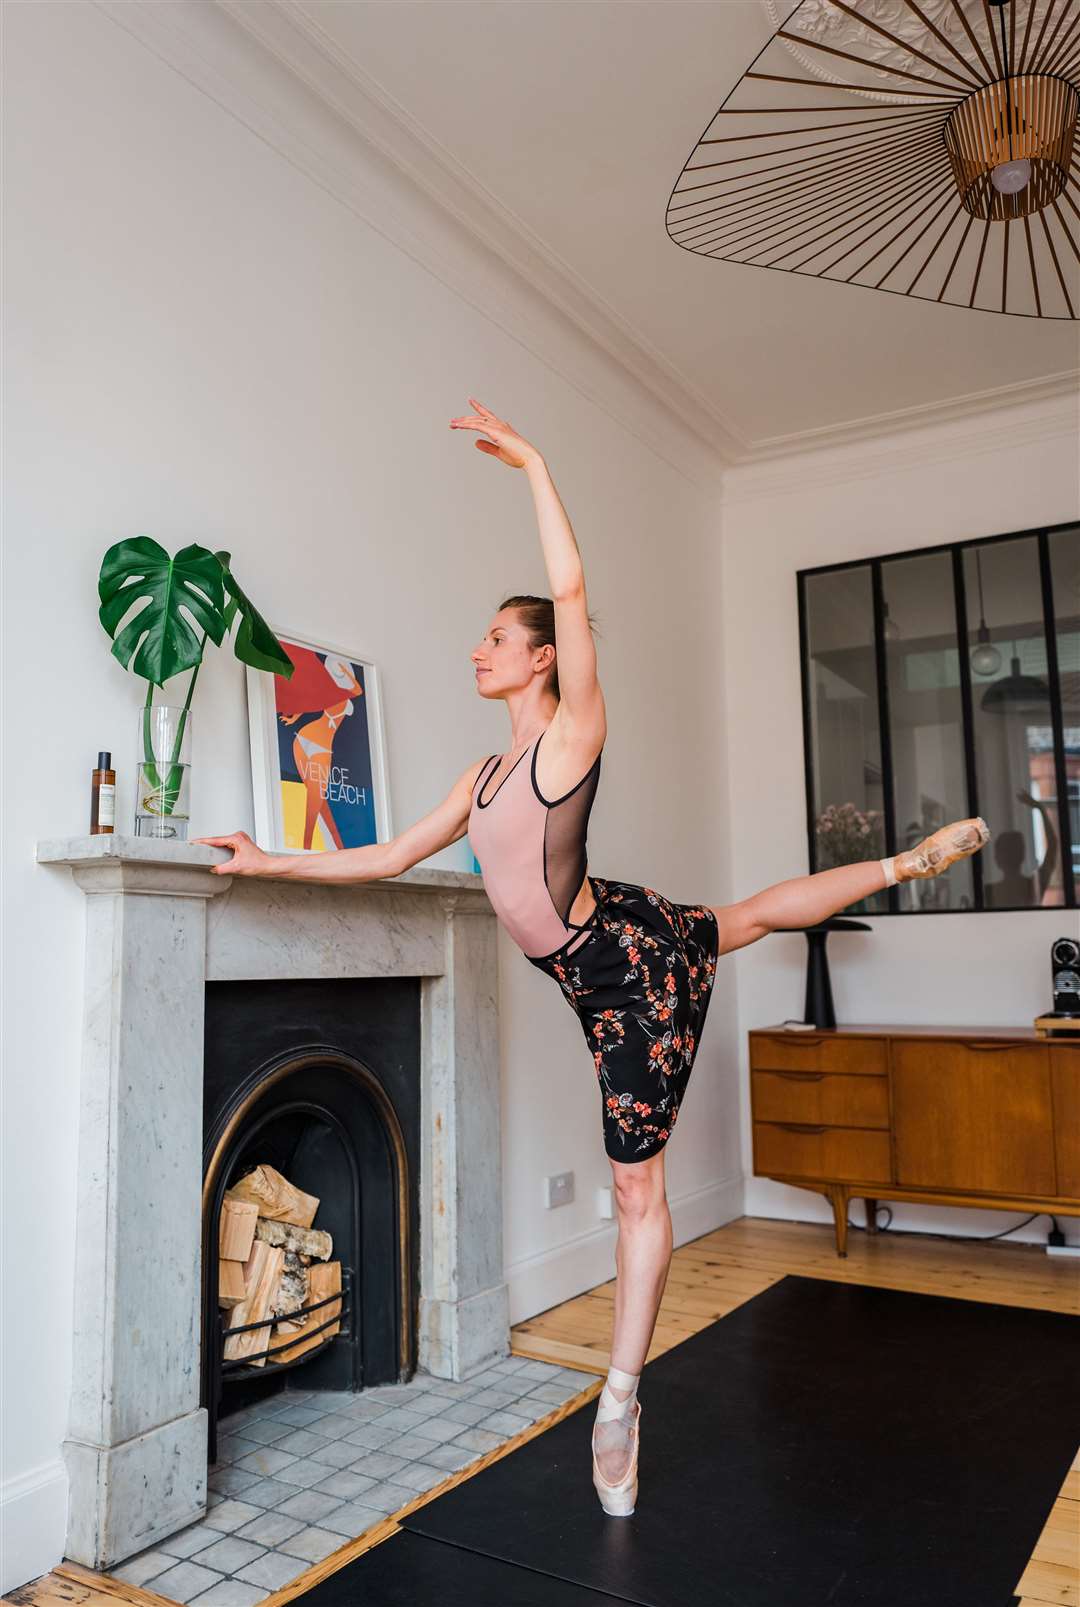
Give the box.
[505,1173,743,1326]
[1,1458,69,1595]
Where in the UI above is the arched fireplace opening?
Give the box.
[201,979,422,1466]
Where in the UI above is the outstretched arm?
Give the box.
[193,756,489,882]
[450,398,605,738]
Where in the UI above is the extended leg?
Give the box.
[595,1150,670,1485]
[710,818,989,954]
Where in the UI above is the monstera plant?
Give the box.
[98,537,294,822]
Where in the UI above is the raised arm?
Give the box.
[192,756,490,882]
[450,398,605,742]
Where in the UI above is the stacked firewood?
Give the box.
[218,1164,342,1366]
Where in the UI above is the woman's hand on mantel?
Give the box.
[191,830,271,876]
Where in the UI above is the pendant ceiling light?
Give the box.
[667,0,1080,318]
[980,644,1052,708]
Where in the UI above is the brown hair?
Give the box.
[497,593,600,702]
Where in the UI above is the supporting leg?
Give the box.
[597,1150,670,1485]
[865,1197,879,1235]
[827,1184,850,1258]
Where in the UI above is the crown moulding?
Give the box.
[94,0,1077,467]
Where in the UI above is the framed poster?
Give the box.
[246,630,392,854]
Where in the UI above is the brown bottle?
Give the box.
[90,751,116,834]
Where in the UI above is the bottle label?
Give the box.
[98,783,116,826]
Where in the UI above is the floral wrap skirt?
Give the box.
[527,876,720,1163]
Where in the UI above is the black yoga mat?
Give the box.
[386,1276,1078,1607]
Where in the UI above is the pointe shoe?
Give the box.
[591,1399,640,1517]
[894,817,990,881]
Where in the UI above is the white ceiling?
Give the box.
[264,1,1078,454]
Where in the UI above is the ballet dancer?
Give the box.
[194,399,990,1519]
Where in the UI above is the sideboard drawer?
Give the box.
[752,1070,890,1128]
[753,1121,892,1184]
[749,1033,887,1077]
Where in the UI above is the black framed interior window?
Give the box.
[798,523,1079,914]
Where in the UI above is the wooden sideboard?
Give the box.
[748,1024,1080,1256]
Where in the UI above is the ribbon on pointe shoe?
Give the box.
[882,817,991,886]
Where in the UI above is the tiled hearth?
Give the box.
[37,837,511,1572]
[110,1360,593,1603]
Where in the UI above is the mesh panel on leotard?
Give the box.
[540,749,602,927]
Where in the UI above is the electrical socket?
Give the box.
[544,1170,575,1209]
[597,1185,614,1220]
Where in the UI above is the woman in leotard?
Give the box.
[194,399,990,1520]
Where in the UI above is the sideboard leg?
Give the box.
[827,1185,849,1257]
[865,1198,878,1234]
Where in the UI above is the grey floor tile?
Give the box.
[491,1357,531,1375]
[524,1382,580,1405]
[271,1456,345,1490]
[214,1434,264,1465]
[404,1418,463,1446]
[341,1423,398,1452]
[111,1550,180,1587]
[207,1467,261,1498]
[386,1462,449,1495]
[456,1385,519,1409]
[514,1360,559,1381]
[368,1406,429,1433]
[267,1405,326,1428]
[223,1418,295,1447]
[233,1510,306,1547]
[481,1409,532,1436]
[420,1444,479,1473]
[279,1388,317,1404]
[291,1389,360,1412]
[344,1450,409,1481]
[421,1380,477,1402]
[276,1527,349,1564]
[142,1559,224,1603]
[377,1432,444,1461]
[311,1468,378,1500]
[157,1524,223,1560]
[305,1438,368,1469]
[347,1480,416,1516]
[235,1552,312,1591]
[437,1401,489,1428]
[232,1447,299,1478]
[270,1428,333,1458]
[202,1500,265,1533]
[189,1536,266,1575]
[303,1411,364,1441]
[450,1426,504,1454]
[229,1477,299,1510]
[273,1488,346,1523]
[317,1502,391,1538]
[186,1581,270,1607]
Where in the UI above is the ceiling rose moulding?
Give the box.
[92,0,1072,462]
[669,0,1080,319]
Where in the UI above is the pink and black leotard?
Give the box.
[468,726,719,1163]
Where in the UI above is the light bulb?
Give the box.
[990,158,1031,195]
[971,639,1003,676]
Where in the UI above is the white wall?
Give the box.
[1,5,738,1588]
[719,396,1080,1247]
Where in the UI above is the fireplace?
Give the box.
[37,837,508,1570]
[202,978,422,1461]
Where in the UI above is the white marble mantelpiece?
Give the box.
[37,837,505,1570]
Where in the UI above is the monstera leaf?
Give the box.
[215,550,294,679]
[98,537,227,687]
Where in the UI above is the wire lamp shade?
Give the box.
[666,0,1080,318]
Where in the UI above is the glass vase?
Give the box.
[135,705,192,840]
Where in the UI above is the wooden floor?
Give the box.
[511,1215,1080,1607]
[8,1217,1078,1607]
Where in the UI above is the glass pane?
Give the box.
[803,566,887,915]
[1049,525,1080,903]
[881,552,973,912]
[963,536,1064,909]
